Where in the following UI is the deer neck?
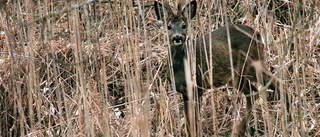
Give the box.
[170,45,186,69]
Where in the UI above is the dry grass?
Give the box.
[0,0,319,136]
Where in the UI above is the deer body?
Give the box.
[195,25,263,89]
[154,1,268,136]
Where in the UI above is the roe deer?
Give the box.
[154,0,279,136]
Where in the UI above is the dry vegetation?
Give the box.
[0,0,319,136]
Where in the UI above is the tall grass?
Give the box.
[0,0,319,136]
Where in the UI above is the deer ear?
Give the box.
[182,1,197,20]
[154,1,169,22]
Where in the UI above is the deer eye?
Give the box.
[167,26,172,30]
[182,24,186,29]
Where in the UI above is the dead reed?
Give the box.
[0,0,319,136]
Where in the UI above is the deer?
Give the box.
[154,0,281,136]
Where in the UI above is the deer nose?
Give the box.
[173,35,182,41]
[172,34,184,46]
